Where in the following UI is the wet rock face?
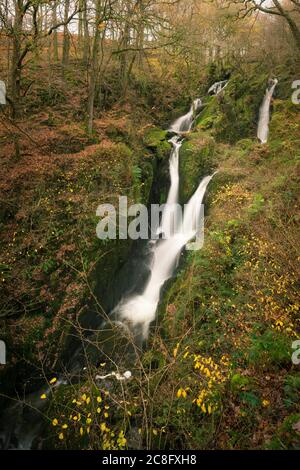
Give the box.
[179,132,216,204]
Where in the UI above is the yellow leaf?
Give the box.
[49,377,57,385]
[52,419,58,426]
[173,343,180,358]
[40,394,47,400]
[58,433,64,440]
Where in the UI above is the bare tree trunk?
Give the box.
[78,0,83,41]
[136,0,145,68]
[10,0,23,117]
[83,0,90,63]
[273,0,300,51]
[119,7,131,98]
[62,0,71,74]
[52,1,59,61]
[87,0,102,133]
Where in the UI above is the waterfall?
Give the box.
[115,100,215,340]
[0,98,216,449]
[257,78,278,144]
[208,80,228,96]
[169,98,202,133]
[0,80,6,105]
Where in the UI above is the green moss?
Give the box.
[236,138,255,151]
[144,127,168,145]
[143,127,171,159]
[247,330,292,369]
[195,96,220,130]
[269,99,300,146]
[179,131,216,203]
[196,65,270,143]
[267,413,300,450]
[217,71,268,142]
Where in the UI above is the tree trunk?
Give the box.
[83,0,90,63]
[52,2,59,61]
[273,0,300,51]
[62,0,70,74]
[78,0,83,41]
[283,15,300,51]
[119,18,131,98]
[10,0,23,118]
[87,0,102,134]
[136,0,145,68]
[264,0,300,51]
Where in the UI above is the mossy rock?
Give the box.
[195,96,220,130]
[179,131,216,203]
[216,73,268,142]
[272,60,300,100]
[269,99,300,143]
[143,127,171,159]
[196,65,270,143]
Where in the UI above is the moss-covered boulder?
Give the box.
[179,131,216,203]
[143,127,171,159]
[196,65,271,143]
[196,96,220,131]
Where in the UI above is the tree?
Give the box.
[62,0,71,73]
[0,0,81,117]
[230,0,300,51]
[87,0,104,133]
[51,1,59,61]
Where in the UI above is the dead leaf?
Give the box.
[292,420,300,433]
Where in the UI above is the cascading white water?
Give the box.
[208,80,228,96]
[257,78,278,144]
[169,98,202,133]
[115,100,215,340]
[1,97,218,449]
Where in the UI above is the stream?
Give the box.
[0,77,276,449]
[257,78,278,144]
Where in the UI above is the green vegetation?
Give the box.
[1,0,300,453]
[136,96,300,450]
[179,131,216,202]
